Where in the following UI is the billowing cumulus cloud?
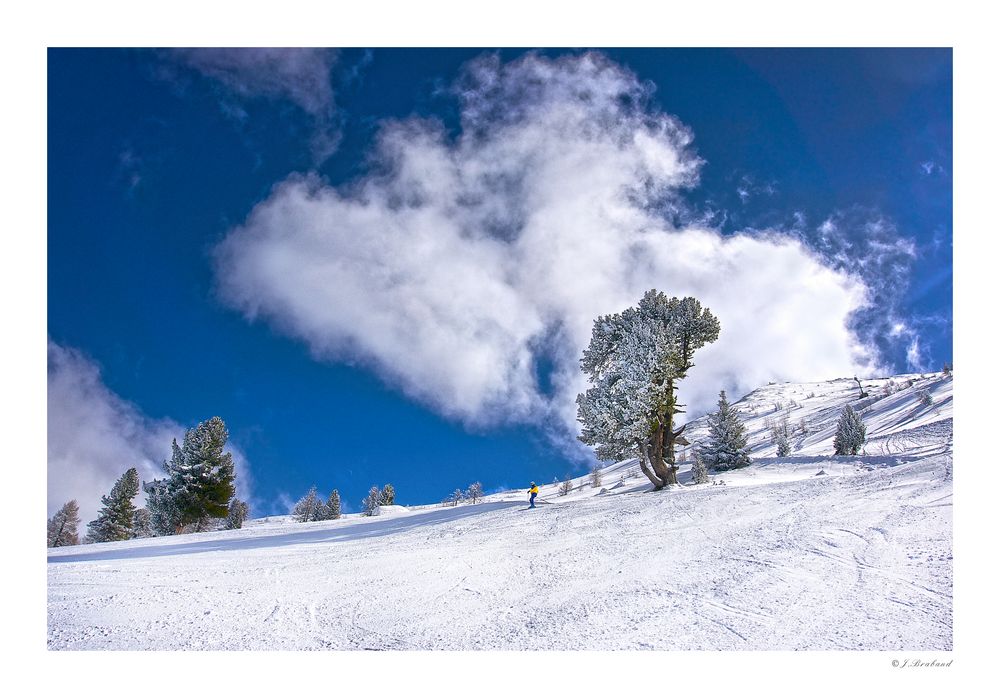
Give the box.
[48,341,254,524]
[213,52,880,450]
[167,48,341,161]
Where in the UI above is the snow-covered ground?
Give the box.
[47,372,952,650]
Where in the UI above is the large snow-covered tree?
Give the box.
[86,467,141,543]
[143,417,237,534]
[833,404,867,455]
[699,390,752,471]
[47,500,81,547]
[577,291,720,489]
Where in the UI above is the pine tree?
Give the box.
[378,484,396,506]
[833,404,867,455]
[699,390,752,471]
[589,465,603,488]
[145,417,237,534]
[292,486,323,522]
[47,500,81,547]
[577,291,721,489]
[559,475,573,496]
[450,489,464,506]
[466,482,484,504]
[86,467,141,543]
[324,490,341,519]
[131,508,153,539]
[144,476,180,536]
[691,452,710,485]
[362,486,381,516]
[225,499,250,529]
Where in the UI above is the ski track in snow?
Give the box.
[47,374,953,650]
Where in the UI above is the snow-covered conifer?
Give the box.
[466,482,484,504]
[131,508,153,539]
[577,291,721,489]
[559,475,572,496]
[589,465,603,488]
[293,486,323,522]
[325,490,341,519]
[833,404,867,456]
[450,489,464,507]
[378,484,396,506]
[362,486,381,516]
[225,499,250,529]
[144,476,180,536]
[691,453,710,485]
[86,467,141,543]
[699,391,752,471]
[147,417,237,534]
[47,500,81,547]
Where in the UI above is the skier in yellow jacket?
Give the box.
[528,482,539,508]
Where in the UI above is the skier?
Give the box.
[527,482,539,508]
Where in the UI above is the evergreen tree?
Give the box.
[577,291,721,489]
[144,476,180,536]
[833,404,867,455]
[699,391,752,471]
[131,508,153,539]
[87,467,141,543]
[589,465,603,488]
[225,499,250,529]
[47,500,81,547]
[146,417,237,534]
[378,484,396,506]
[466,482,484,504]
[292,486,323,522]
[362,486,381,516]
[324,490,342,520]
[691,452,710,485]
[559,475,573,496]
[450,489,464,506]
[771,413,791,457]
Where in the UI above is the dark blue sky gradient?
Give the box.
[48,48,952,514]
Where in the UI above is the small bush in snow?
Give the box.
[558,475,572,496]
[918,389,933,407]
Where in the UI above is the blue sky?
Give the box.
[47,48,951,520]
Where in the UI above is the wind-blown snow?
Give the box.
[47,372,952,650]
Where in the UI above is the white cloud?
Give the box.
[47,341,253,525]
[167,48,341,161]
[213,52,880,449]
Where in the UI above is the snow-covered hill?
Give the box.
[47,372,953,650]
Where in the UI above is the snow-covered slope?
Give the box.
[47,372,952,650]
